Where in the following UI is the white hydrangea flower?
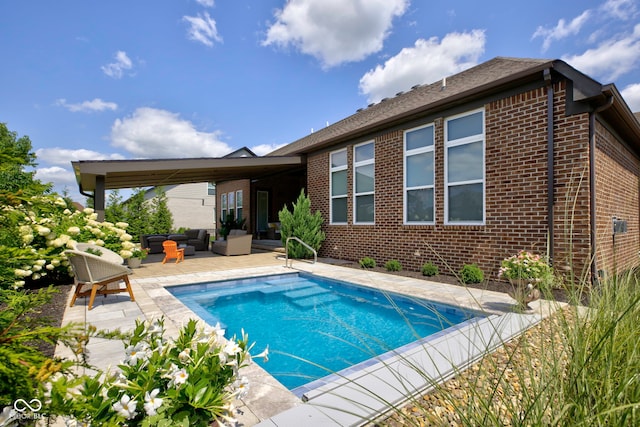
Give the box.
[116,222,128,229]
[67,226,81,235]
[83,208,94,214]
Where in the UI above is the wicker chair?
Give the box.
[65,245,135,310]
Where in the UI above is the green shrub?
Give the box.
[459,264,484,284]
[278,190,325,259]
[421,262,439,276]
[359,257,376,269]
[385,260,402,272]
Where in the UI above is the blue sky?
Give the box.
[1,0,639,202]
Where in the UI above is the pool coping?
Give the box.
[131,262,557,426]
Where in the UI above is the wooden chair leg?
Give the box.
[69,284,81,307]
[88,285,99,310]
[123,276,135,302]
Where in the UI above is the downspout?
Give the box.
[589,95,614,284]
[544,69,554,265]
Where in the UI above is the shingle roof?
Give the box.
[268,57,553,156]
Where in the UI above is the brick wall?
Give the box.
[216,179,251,236]
[594,120,640,276]
[307,81,614,280]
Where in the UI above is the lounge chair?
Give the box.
[65,245,135,310]
[162,240,184,264]
[211,230,253,256]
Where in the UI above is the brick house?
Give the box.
[265,57,640,281]
[74,57,640,282]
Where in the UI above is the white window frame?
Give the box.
[330,149,348,224]
[444,108,485,225]
[404,123,435,225]
[235,190,243,221]
[220,193,227,221]
[353,141,375,225]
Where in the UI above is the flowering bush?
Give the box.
[499,250,552,283]
[46,318,267,426]
[0,194,135,289]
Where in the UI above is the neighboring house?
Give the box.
[143,182,216,232]
[74,57,640,282]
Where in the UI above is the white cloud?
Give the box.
[183,12,222,47]
[562,24,640,82]
[35,148,126,166]
[621,83,640,112]
[101,51,133,78]
[55,98,117,113]
[532,10,591,52]
[262,0,408,68]
[34,166,77,187]
[111,107,232,158]
[359,30,486,103]
[601,0,638,20]
[195,0,214,6]
[251,143,287,156]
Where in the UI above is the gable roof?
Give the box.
[269,57,640,156]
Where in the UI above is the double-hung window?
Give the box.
[235,190,243,221]
[220,193,227,221]
[354,141,375,224]
[404,124,434,223]
[227,192,235,221]
[330,149,348,223]
[445,109,485,224]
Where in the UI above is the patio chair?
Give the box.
[162,240,184,264]
[65,247,135,311]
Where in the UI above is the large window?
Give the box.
[404,124,434,223]
[220,193,227,221]
[353,141,374,224]
[330,149,348,223]
[227,192,235,221]
[235,190,243,221]
[207,182,216,196]
[445,109,485,224]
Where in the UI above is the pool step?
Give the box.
[283,286,330,300]
[259,282,315,296]
[291,293,341,309]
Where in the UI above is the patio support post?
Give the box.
[95,175,106,221]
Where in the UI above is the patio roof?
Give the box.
[72,155,305,192]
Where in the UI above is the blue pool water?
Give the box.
[169,273,481,391]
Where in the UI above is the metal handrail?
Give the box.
[285,236,317,267]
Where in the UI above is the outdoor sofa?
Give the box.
[211,229,252,256]
[141,229,210,253]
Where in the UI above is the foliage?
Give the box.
[105,190,126,225]
[130,245,149,260]
[421,262,439,276]
[459,263,484,284]
[0,122,50,195]
[149,187,173,234]
[0,287,87,408]
[359,257,376,269]
[0,193,136,290]
[218,216,246,240]
[278,190,325,259]
[384,260,402,272]
[121,189,152,242]
[46,318,267,426]
[499,250,552,284]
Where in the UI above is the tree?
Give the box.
[105,190,125,224]
[149,187,173,234]
[122,188,152,241]
[0,122,50,194]
[278,189,325,258]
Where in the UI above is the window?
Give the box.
[354,141,374,223]
[404,124,434,223]
[235,190,243,221]
[207,182,216,196]
[330,149,348,223]
[445,109,485,224]
[220,193,227,221]
[227,192,235,221]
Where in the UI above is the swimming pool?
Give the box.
[169,272,484,393]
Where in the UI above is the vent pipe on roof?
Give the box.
[441,77,447,90]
